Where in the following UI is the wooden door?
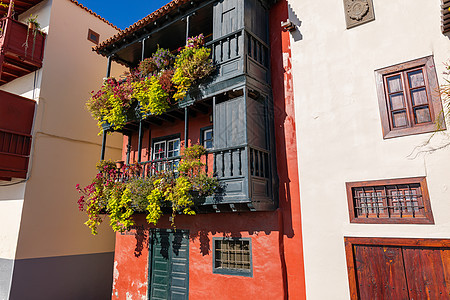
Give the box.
[354,245,409,299]
[345,237,450,300]
[149,229,189,300]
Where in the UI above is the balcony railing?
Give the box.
[0,90,35,180]
[0,16,46,85]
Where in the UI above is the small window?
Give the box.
[375,56,445,139]
[346,177,434,224]
[152,136,180,172]
[213,238,252,277]
[201,126,213,150]
[87,29,100,45]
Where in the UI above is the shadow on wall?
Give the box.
[131,211,281,257]
[288,3,302,42]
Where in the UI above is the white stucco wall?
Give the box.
[288,1,450,299]
[0,0,126,261]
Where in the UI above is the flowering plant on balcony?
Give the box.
[76,145,218,235]
[86,35,214,133]
[172,34,214,101]
[86,77,135,132]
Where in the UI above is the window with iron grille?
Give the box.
[375,56,445,139]
[213,238,252,277]
[346,177,434,224]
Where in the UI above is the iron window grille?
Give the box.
[213,238,252,277]
[346,177,434,224]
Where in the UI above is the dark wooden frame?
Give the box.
[346,177,434,224]
[200,125,213,149]
[212,237,253,277]
[375,56,446,139]
[344,237,450,300]
[87,28,100,45]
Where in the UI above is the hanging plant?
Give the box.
[87,36,214,133]
[86,77,135,133]
[172,34,215,101]
[76,145,218,234]
[139,47,174,77]
[23,14,41,59]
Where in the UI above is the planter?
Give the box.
[27,22,36,31]
[115,160,125,169]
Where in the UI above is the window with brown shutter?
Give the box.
[375,56,445,139]
[346,177,434,224]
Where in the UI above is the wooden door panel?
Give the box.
[354,245,409,299]
[149,229,189,300]
[402,247,450,300]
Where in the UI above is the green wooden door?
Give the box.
[149,229,189,300]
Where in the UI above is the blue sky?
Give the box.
[77,0,171,30]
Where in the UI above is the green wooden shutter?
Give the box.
[149,229,189,300]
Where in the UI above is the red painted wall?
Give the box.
[269,0,307,298]
[112,0,306,298]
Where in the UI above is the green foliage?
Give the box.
[86,35,214,132]
[107,183,134,232]
[172,40,214,101]
[76,146,218,234]
[132,76,170,116]
[86,78,134,133]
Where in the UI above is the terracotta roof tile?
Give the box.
[69,0,119,31]
[93,0,191,53]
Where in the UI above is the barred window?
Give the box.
[346,177,434,224]
[213,238,252,277]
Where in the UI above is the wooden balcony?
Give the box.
[0,90,35,180]
[0,16,46,85]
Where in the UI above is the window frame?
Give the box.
[200,126,213,150]
[212,237,253,277]
[375,56,446,139]
[346,177,434,224]
[87,29,100,45]
[151,134,181,172]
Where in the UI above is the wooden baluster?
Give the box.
[228,37,231,59]
[262,153,266,178]
[252,149,256,176]
[205,152,208,174]
[221,151,225,177]
[229,149,233,176]
[213,152,217,176]
[220,40,223,62]
[238,148,242,176]
[235,33,239,57]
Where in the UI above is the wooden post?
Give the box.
[100,131,107,160]
[7,0,14,18]
[137,120,143,163]
[126,134,132,165]
[141,37,146,61]
[184,107,189,147]
[185,15,190,42]
[106,56,112,78]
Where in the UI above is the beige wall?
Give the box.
[288,1,450,299]
[0,0,125,260]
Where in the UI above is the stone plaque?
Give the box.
[343,0,375,29]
